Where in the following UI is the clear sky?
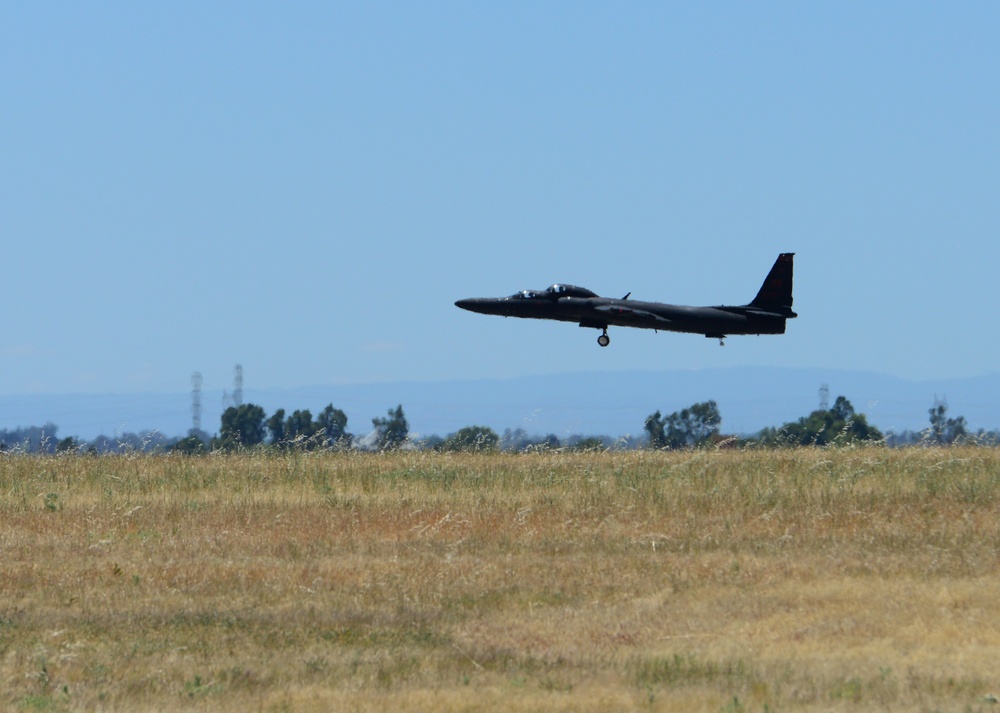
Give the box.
[3,2,999,400]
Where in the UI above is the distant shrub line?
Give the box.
[2,394,993,455]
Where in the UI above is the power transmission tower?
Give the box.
[233,364,244,407]
[191,372,203,432]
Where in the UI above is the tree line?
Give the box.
[2,394,994,455]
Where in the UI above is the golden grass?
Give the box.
[2,448,1000,711]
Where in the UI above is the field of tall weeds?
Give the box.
[2,448,1000,711]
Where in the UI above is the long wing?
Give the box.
[591,304,675,329]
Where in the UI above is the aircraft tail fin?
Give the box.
[750,253,796,316]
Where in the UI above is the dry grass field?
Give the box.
[3,448,1000,712]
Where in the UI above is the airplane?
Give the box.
[455,252,796,347]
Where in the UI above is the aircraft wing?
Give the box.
[591,304,674,328]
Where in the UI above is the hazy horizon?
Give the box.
[3,366,999,443]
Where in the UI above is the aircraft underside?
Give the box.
[579,308,786,347]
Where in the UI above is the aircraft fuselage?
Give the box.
[455,253,796,347]
[454,296,787,336]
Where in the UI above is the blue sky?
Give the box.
[3,2,999,401]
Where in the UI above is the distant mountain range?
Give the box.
[2,367,999,441]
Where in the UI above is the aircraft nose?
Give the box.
[455,298,499,315]
[455,298,484,313]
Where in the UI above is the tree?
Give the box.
[317,404,350,448]
[372,405,409,450]
[441,425,499,451]
[759,395,881,446]
[171,434,207,455]
[285,409,319,447]
[831,395,854,423]
[0,423,60,453]
[645,400,721,449]
[420,435,445,450]
[500,428,560,451]
[539,434,561,450]
[56,436,78,453]
[566,436,607,451]
[218,404,267,450]
[644,411,667,449]
[928,401,967,445]
[267,409,286,447]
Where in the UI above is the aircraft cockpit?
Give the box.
[546,284,599,299]
[509,284,598,300]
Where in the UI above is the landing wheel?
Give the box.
[719,339,725,347]
[597,331,610,348]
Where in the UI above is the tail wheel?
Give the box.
[597,332,610,347]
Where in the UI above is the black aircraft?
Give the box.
[455,252,796,347]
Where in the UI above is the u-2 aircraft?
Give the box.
[455,252,796,347]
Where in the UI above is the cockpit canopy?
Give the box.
[547,284,598,298]
[511,284,598,300]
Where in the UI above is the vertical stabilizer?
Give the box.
[750,253,795,314]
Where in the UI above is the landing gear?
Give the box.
[719,338,725,347]
[597,329,610,348]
